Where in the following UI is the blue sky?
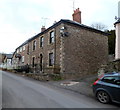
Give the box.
[0,0,120,53]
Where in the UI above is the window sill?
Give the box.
[40,47,43,49]
[47,65,54,68]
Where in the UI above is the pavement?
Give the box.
[48,74,98,98]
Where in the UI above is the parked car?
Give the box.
[93,72,120,104]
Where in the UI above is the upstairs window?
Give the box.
[17,49,19,53]
[20,47,22,52]
[23,45,25,51]
[33,40,36,50]
[22,56,24,63]
[27,45,29,54]
[49,52,54,66]
[50,31,55,44]
[40,36,44,47]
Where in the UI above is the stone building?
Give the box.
[12,8,108,78]
[0,53,5,68]
[2,54,13,70]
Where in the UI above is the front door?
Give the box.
[40,54,43,71]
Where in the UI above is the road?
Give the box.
[1,70,119,108]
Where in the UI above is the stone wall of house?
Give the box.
[117,61,120,71]
[17,44,29,66]
[61,23,108,78]
[12,44,29,71]
[28,25,62,74]
[13,21,108,78]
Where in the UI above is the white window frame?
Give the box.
[40,36,44,47]
[33,40,36,51]
[20,47,22,52]
[17,49,19,53]
[49,31,55,44]
[23,45,25,51]
[49,52,54,66]
[22,56,25,63]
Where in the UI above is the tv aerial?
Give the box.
[41,17,49,26]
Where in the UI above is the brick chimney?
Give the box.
[41,26,46,32]
[72,8,81,24]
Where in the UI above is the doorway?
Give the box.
[40,54,43,71]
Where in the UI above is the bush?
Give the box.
[14,65,29,73]
[49,74,62,81]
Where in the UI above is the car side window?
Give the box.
[101,76,119,85]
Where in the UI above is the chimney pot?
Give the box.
[41,26,46,32]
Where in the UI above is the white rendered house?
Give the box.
[115,20,120,59]
[115,1,120,60]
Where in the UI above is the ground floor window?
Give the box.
[49,52,54,66]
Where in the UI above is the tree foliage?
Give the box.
[106,30,115,55]
[0,53,6,64]
[91,23,115,55]
[91,22,107,31]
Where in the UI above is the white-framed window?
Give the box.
[20,47,22,52]
[40,36,44,47]
[22,56,25,63]
[17,49,19,53]
[49,52,54,66]
[32,57,35,67]
[50,31,55,44]
[33,40,36,50]
[23,45,25,51]
[27,44,29,54]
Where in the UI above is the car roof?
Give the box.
[104,72,120,77]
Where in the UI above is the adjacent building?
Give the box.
[12,8,108,78]
[0,53,5,68]
[2,54,13,70]
[114,1,120,60]
[115,20,120,60]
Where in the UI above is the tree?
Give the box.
[106,30,115,55]
[91,22,107,31]
[0,53,5,64]
[91,23,115,55]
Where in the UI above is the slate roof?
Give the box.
[114,19,120,25]
[16,19,109,50]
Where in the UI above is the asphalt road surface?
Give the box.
[1,70,120,108]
